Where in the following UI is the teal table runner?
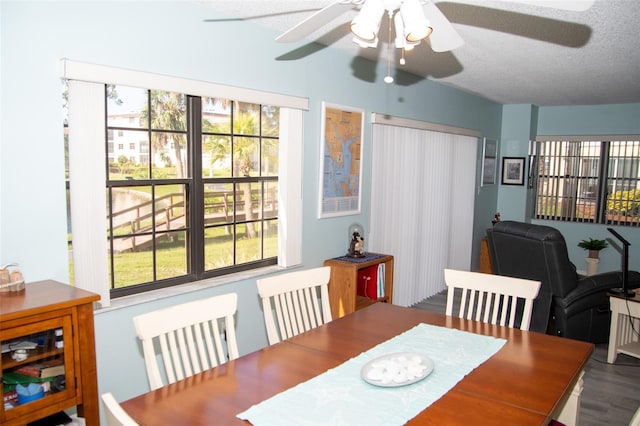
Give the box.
[237,323,506,426]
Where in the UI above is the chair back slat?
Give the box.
[257,267,332,345]
[298,288,312,331]
[306,286,323,329]
[133,292,239,390]
[444,269,541,331]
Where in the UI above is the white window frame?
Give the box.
[62,59,308,307]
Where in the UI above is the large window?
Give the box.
[99,86,280,296]
[62,60,306,307]
[534,139,640,226]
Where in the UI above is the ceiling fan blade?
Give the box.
[275,1,355,43]
[423,1,464,52]
[499,0,596,12]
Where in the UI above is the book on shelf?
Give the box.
[377,262,385,298]
[13,358,64,379]
[2,371,57,386]
[3,387,18,405]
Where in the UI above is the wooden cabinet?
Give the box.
[323,254,394,319]
[1,280,100,426]
[480,238,493,274]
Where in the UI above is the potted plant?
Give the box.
[577,238,609,259]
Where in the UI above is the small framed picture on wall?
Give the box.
[501,157,525,185]
[481,138,498,186]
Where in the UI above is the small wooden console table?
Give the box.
[323,253,393,319]
[607,290,640,363]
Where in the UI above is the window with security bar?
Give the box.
[533,139,640,226]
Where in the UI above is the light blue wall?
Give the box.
[496,104,537,220]
[1,1,638,419]
[537,104,640,136]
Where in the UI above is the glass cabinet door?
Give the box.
[1,315,75,420]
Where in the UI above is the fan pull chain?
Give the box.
[384,9,394,83]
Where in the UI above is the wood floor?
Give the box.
[411,290,640,426]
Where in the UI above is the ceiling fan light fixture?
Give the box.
[350,0,385,42]
[353,36,378,48]
[394,12,420,50]
[400,0,433,42]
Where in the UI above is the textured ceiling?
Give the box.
[202,0,640,106]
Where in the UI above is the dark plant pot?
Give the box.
[588,250,600,259]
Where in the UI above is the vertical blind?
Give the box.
[369,121,477,306]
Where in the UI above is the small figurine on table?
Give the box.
[492,212,501,226]
[347,231,365,257]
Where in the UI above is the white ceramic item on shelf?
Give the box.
[586,258,599,276]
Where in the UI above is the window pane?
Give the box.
[264,219,278,258]
[204,225,234,269]
[261,105,279,137]
[235,102,260,135]
[108,130,150,180]
[202,135,231,178]
[264,181,278,219]
[203,97,231,133]
[109,185,153,242]
[107,86,146,129]
[157,184,188,232]
[235,182,259,228]
[204,183,234,226]
[235,223,261,263]
[151,132,187,179]
[156,230,188,280]
[111,248,154,288]
[150,91,186,131]
[261,138,279,177]
[576,176,597,220]
[234,136,259,177]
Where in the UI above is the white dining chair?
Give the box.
[257,266,332,345]
[630,405,640,426]
[444,268,541,331]
[133,292,240,391]
[101,392,139,426]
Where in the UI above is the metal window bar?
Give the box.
[606,141,640,227]
[535,140,599,222]
[536,139,640,227]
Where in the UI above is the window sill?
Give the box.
[94,265,282,315]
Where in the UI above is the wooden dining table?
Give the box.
[121,303,593,425]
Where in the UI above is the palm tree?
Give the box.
[141,90,187,178]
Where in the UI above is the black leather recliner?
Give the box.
[486,220,640,344]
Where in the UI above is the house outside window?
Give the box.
[533,139,640,226]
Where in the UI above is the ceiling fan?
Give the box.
[275,0,596,54]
